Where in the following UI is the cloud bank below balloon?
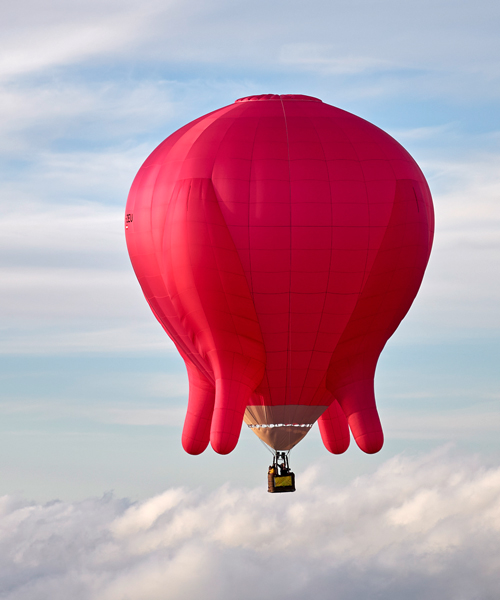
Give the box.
[1,449,500,600]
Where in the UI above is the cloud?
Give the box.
[101,406,185,426]
[0,0,174,79]
[1,267,135,319]
[0,324,173,355]
[1,449,500,599]
[0,398,186,429]
[0,20,133,79]
[389,124,456,143]
[0,81,179,158]
[384,406,500,441]
[279,44,391,74]
[0,203,124,261]
[0,197,177,354]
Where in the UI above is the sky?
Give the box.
[1,0,500,597]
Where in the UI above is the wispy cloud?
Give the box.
[384,407,500,440]
[279,44,391,74]
[0,0,172,79]
[0,82,177,157]
[0,324,173,355]
[0,398,186,427]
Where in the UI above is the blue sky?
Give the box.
[1,0,500,596]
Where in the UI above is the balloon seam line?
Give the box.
[280,97,293,455]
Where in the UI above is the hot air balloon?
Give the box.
[125,94,434,491]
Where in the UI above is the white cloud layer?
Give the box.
[1,449,500,599]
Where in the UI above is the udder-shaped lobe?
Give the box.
[320,179,432,454]
[160,178,266,454]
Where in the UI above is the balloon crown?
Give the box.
[235,94,322,103]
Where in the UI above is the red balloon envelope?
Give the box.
[125,94,434,456]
